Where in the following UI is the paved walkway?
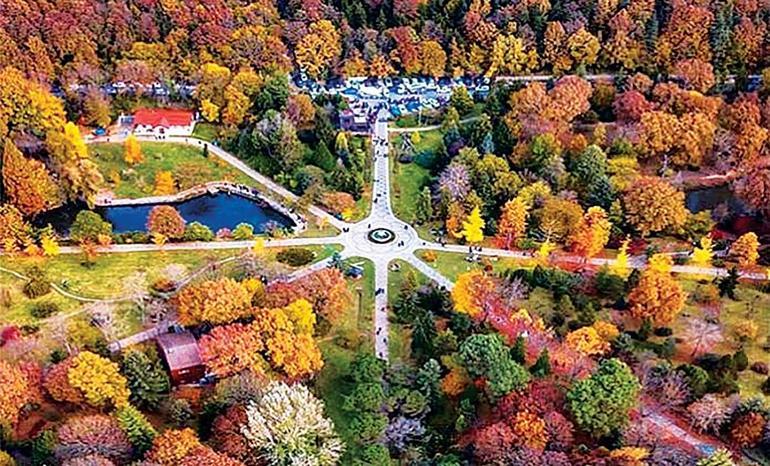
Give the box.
[22,124,765,361]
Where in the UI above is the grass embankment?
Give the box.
[90,142,251,199]
[191,122,220,142]
[387,259,431,361]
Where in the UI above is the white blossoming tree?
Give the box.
[241,381,343,465]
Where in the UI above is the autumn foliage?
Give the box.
[175,278,252,326]
[264,268,351,325]
[0,360,33,430]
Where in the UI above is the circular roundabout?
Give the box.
[367,228,396,244]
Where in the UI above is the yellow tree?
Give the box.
[451,270,496,317]
[124,134,143,165]
[731,232,759,268]
[629,262,687,326]
[2,139,60,216]
[67,351,130,409]
[567,28,601,70]
[200,99,220,123]
[486,33,538,77]
[690,236,713,270]
[154,171,175,195]
[420,40,447,78]
[611,238,631,278]
[295,20,341,79]
[461,206,485,244]
[41,231,60,257]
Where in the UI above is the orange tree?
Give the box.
[0,360,32,431]
[146,205,186,239]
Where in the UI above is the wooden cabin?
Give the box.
[156,331,205,386]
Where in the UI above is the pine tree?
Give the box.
[531,348,551,377]
[121,350,170,410]
[115,404,157,455]
[416,186,433,223]
[511,335,527,364]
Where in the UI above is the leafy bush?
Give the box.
[30,301,61,319]
[276,248,315,266]
[232,223,255,240]
[24,267,51,298]
[114,231,150,244]
[183,222,214,242]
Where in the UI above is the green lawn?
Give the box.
[90,142,250,199]
[192,122,220,142]
[390,151,433,223]
[314,257,375,460]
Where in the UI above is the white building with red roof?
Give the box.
[132,108,196,137]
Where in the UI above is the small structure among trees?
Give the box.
[156,331,205,386]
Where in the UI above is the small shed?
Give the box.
[156,331,205,386]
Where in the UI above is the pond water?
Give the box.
[685,184,746,214]
[39,192,295,235]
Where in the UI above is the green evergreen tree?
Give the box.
[567,358,640,438]
[531,348,551,377]
[115,405,157,455]
[30,429,56,466]
[416,186,433,223]
[121,350,170,410]
[510,335,527,364]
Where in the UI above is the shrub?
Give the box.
[183,222,214,242]
[23,267,51,298]
[55,415,132,463]
[232,223,255,240]
[30,301,60,319]
[0,287,12,308]
[422,250,438,262]
[276,248,315,266]
[146,206,186,239]
[70,211,112,244]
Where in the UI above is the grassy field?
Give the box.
[0,250,238,325]
[389,149,433,223]
[90,142,250,198]
[0,245,339,327]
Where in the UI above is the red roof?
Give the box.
[133,108,193,128]
[156,331,202,371]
